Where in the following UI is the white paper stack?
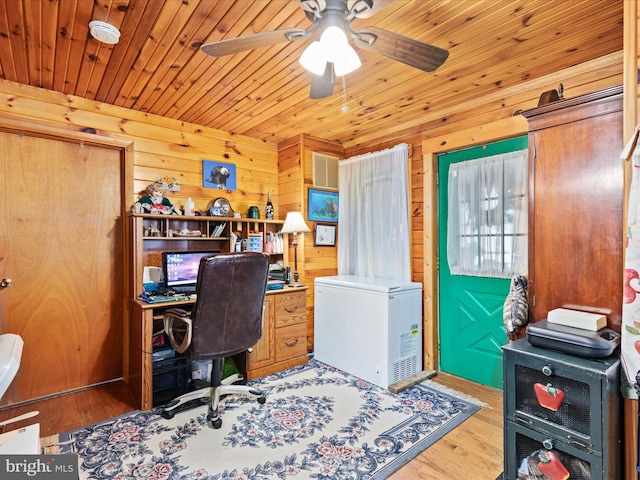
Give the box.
[547,308,607,331]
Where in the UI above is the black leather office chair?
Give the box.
[161,252,270,428]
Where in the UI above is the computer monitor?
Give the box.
[162,250,220,290]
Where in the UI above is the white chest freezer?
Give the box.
[314,275,423,388]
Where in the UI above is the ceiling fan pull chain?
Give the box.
[341,76,350,112]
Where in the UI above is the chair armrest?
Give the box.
[163,309,192,354]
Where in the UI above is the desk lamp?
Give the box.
[280,211,311,287]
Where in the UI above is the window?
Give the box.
[339,144,411,281]
[447,150,528,278]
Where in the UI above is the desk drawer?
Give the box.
[274,291,306,328]
[275,323,307,362]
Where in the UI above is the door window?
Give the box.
[446,150,528,278]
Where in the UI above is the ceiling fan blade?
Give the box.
[353,26,449,72]
[347,0,393,19]
[294,0,326,16]
[201,28,306,57]
[309,63,335,99]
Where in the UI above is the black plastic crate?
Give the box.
[153,356,190,406]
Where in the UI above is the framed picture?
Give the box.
[203,160,237,191]
[314,223,336,246]
[308,187,339,223]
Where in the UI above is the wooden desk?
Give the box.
[126,287,307,411]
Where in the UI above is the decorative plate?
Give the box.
[209,197,233,217]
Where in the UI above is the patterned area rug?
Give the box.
[43,360,480,479]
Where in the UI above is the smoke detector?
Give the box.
[89,21,120,44]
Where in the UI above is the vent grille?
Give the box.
[393,355,418,383]
[313,152,339,189]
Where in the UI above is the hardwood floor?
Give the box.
[0,381,138,439]
[0,372,503,479]
[389,372,504,480]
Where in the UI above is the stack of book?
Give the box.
[210,222,227,238]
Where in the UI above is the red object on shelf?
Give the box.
[152,331,166,347]
[534,382,565,411]
[537,451,570,480]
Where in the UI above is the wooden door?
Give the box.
[438,137,528,389]
[0,131,124,404]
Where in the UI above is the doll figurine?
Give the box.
[135,183,179,214]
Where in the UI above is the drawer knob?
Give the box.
[284,305,298,313]
[541,365,553,376]
[284,338,299,347]
[542,439,554,450]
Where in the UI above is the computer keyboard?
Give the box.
[171,285,196,294]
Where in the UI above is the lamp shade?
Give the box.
[321,26,361,76]
[332,45,361,76]
[299,41,327,76]
[280,211,311,234]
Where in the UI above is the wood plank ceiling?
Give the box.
[0,0,623,148]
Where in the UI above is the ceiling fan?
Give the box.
[200,0,449,99]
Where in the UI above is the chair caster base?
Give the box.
[160,397,208,419]
[161,410,175,420]
[208,416,222,429]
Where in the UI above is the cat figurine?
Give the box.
[503,275,529,341]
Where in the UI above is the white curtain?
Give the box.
[338,143,411,282]
[447,149,528,278]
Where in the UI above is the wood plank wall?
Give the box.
[0,78,280,217]
[278,134,344,353]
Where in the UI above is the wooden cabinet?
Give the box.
[522,85,624,332]
[246,288,308,379]
[128,213,288,298]
[246,295,275,370]
[125,213,308,411]
[503,339,621,479]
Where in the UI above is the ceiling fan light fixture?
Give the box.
[320,26,360,75]
[332,44,361,76]
[300,41,327,75]
[300,25,361,77]
[320,26,348,54]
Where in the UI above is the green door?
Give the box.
[438,136,528,389]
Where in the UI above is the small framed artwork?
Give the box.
[308,187,339,223]
[203,160,237,191]
[314,223,336,246]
